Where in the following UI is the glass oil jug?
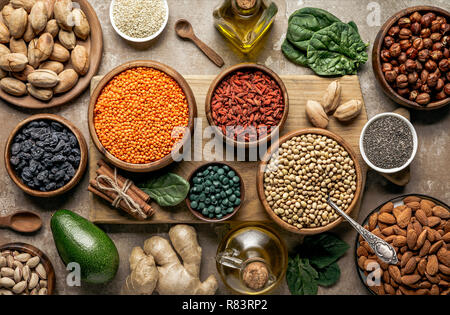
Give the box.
[213,0,278,53]
[216,223,287,295]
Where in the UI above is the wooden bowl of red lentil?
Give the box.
[88,60,197,173]
[205,63,289,149]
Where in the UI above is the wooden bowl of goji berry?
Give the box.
[206,63,289,148]
[88,60,197,173]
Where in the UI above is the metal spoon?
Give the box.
[175,19,225,68]
[0,211,42,233]
[327,198,398,265]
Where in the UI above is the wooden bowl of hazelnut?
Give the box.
[373,6,450,110]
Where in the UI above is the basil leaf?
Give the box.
[303,233,350,269]
[139,173,190,207]
[286,256,318,295]
[282,39,308,67]
[286,7,342,52]
[317,262,341,287]
[306,22,368,76]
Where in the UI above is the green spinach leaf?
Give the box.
[306,22,369,76]
[286,7,341,52]
[282,39,308,66]
[317,262,341,287]
[139,173,190,207]
[286,256,318,295]
[302,233,350,269]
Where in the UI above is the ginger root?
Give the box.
[122,224,218,295]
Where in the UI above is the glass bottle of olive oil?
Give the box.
[216,223,287,295]
[213,0,278,53]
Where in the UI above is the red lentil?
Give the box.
[211,70,284,142]
[94,67,189,164]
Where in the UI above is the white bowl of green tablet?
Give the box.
[110,0,169,43]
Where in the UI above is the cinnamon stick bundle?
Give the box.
[89,160,154,220]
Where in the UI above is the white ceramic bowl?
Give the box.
[359,113,418,174]
[109,0,169,43]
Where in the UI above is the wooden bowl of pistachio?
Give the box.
[257,128,363,235]
[0,242,56,295]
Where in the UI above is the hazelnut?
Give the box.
[432,42,443,51]
[439,58,450,72]
[421,69,430,82]
[397,88,410,96]
[425,59,438,72]
[415,60,423,71]
[446,72,450,81]
[431,20,442,33]
[436,78,445,91]
[393,66,400,74]
[388,26,400,37]
[409,90,419,101]
[408,71,419,84]
[398,17,411,28]
[389,43,402,58]
[399,39,412,51]
[412,38,424,50]
[405,59,417,72]
[398,64,407,74]
[396,74,408,88]
[416,93,431,105]
[430,50,443,61]
[382,62,393,72]
[444,83,450,95]
[398,52,407,64]
[430,33,442,42]
[399,28,412,39]
[420,28,431,38]
[423,38,433,49]
[436,16,447,24]
[427,72,439,88]
[384,36,395,48]
[443,48,450,58]
[441,23,450,34]
[412,78,422,90]
[418,49,430,62]
[410,12,422,23]
[406,47,418,59]
[424,12,436,21]
[421,84,431,93]
[411,22,421,35]
[384,70,398,83]
[435,90,447,100]
[420,15,432,28]
[381,49,391,62]
[391,60,399,67]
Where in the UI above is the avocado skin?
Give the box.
[51,209,119,284]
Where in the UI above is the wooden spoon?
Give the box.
[0,211,42,233]
[175,19,225,68]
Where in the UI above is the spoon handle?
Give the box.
[191,36,225,68]
[327,198,398,265]
[0,215,11,228]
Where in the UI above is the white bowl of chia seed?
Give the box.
[360,113,418,174]
[110,0,169,43]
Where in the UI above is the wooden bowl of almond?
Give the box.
[355,194,449,295]
[0,0,103,109]
[0,242,56,295]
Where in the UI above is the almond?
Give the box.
[406,228,417,249]
[357,256,367,270]
[321,80,341,114]
[378,212,396,225]
[403,256,417,274]
[380,202,394,213]
[49,42,69,62]
[415,209,428,226]
[0,53,28,72]
[72,8,90,40]
[400,251,413,268]
[44,19,59,37]
[306,100,328,129]
[39,60,63,74]
[396,207,411,228]
[368,212,378,231]
[430,284,439,295]
[426,255,439,276]
[401,274,421,286]
[333,100,362,122]
[30,1,48,34]
[388,265,402,283]
[419,240,431,257]
[420,199,435,216]
[36,32,54,62]
[406,202,420,211]
[427,216,441,227]
[432,206,449,219]
[9,8,28,39]
[393,225,406,236]
[71,44,89,75]
[382,226,395,236]
[26,83,53,101]
[27,38,40,68]
[393,235,407,247]
[412,219,423,235]
[0,21,10,44]
[27,69,59,88]
[0,77,26,96]
[58,29,75,50]
[417,258,427,275]
[53,68,77,94]
[403,196,421,204]
[425,273,439,284]
[443,232,450,243]
[439,264,450,275]
[416,229,428,249]
[417,280,431,289]
[437,247,450,267]
[357,245,368,257]
[384,283,395,295]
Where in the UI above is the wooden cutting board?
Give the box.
[89,75,369,224]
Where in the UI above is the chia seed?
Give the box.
[363,116,413,169]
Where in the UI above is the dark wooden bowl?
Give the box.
[4,114,88,198]
[0,0,103,109]
[88,60,197,173]
[186,162,245,222]
[205,63,289,148]
[0,242,56,295]
[372,6,450,111]
[257,128,363,235]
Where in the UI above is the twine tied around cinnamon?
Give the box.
[96,168,147,219]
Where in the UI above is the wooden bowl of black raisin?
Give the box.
[4,114,88,198]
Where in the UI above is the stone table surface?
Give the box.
[1,0,449,295]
